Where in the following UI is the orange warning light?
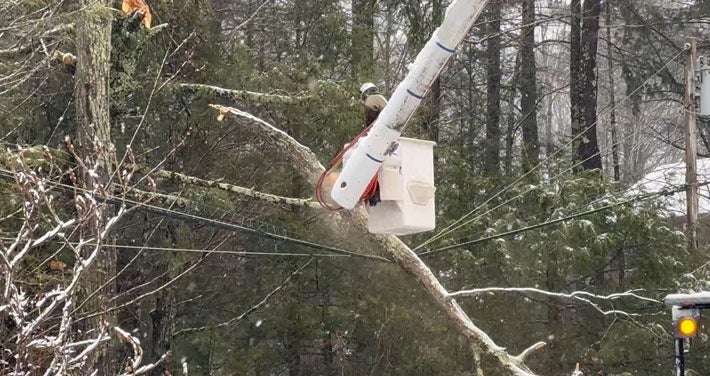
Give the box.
[678,317,698,337]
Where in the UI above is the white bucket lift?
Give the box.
[366,137,436,235]
[329,0,487,210]
[326,0,486,234]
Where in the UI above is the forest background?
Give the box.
[1,0,710,375]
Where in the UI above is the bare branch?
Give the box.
[449,287,659,316]
[115,327,143,373]
[0,24,73,58]
[234,0,273,30]
[67,329,111,366]
[75,243,205,321]
[512,342,547,364]
[114,325,170,375]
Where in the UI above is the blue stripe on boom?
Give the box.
[406,89,424,99]
[366,153,384,163]
[436,41,456,53]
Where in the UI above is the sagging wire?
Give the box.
[418,179,710,256]
[0,168,392,263]
[413,46,689,252]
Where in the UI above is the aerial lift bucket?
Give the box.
[366,137,436,235]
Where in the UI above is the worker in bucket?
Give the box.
[359,82,388,126]
[316,83,389,208]
[358,82,389,205]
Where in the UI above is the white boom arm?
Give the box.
[331,0,489,209]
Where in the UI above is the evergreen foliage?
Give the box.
[0,0,709,375]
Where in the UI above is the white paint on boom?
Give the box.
[331,0,489,209]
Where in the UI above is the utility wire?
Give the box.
[417,47,686,250]
[0,38,687,263]
[418,179,710,256]
[0,168,391,263]
[0,237,352,258]
[414,46,688,251]
[428,146,638,252]
[436,87,693,250]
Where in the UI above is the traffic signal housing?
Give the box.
[672,306,700,338]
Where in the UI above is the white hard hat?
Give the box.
[359,82,377,95]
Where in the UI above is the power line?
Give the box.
[418,179,710,257]
[0,237,350,258]
[124,199,391,262]
[429,147,646,252]
[0,169,391,263]
[414,46,687,251]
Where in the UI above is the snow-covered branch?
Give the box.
[181,83,310,105]
[148,168,321,209]
[448,287,659,317]
[115,326,171,376]
[1,145,127,375]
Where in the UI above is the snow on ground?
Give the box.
[628,158,710,216]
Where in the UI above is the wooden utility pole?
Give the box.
[685,37,699,251]
[75,0,117,372]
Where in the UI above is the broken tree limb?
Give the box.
[181,83,310,105]
[145,168,321,209]
[373,233,539,375]
[208,104,325,184]
[209,104,543,375]
[0,146,318,211]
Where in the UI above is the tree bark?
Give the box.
[606,0,620,181]
[484,0,501,175]
[352,0,376,79]
[570,0,582,165]
[576,0,603,170]
[505,51,522,176]
[520,0,539,176]
[74,1,116,374]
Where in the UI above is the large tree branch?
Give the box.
[146,168,321,209]
[0,147,320,210]
[181,84,310,105]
